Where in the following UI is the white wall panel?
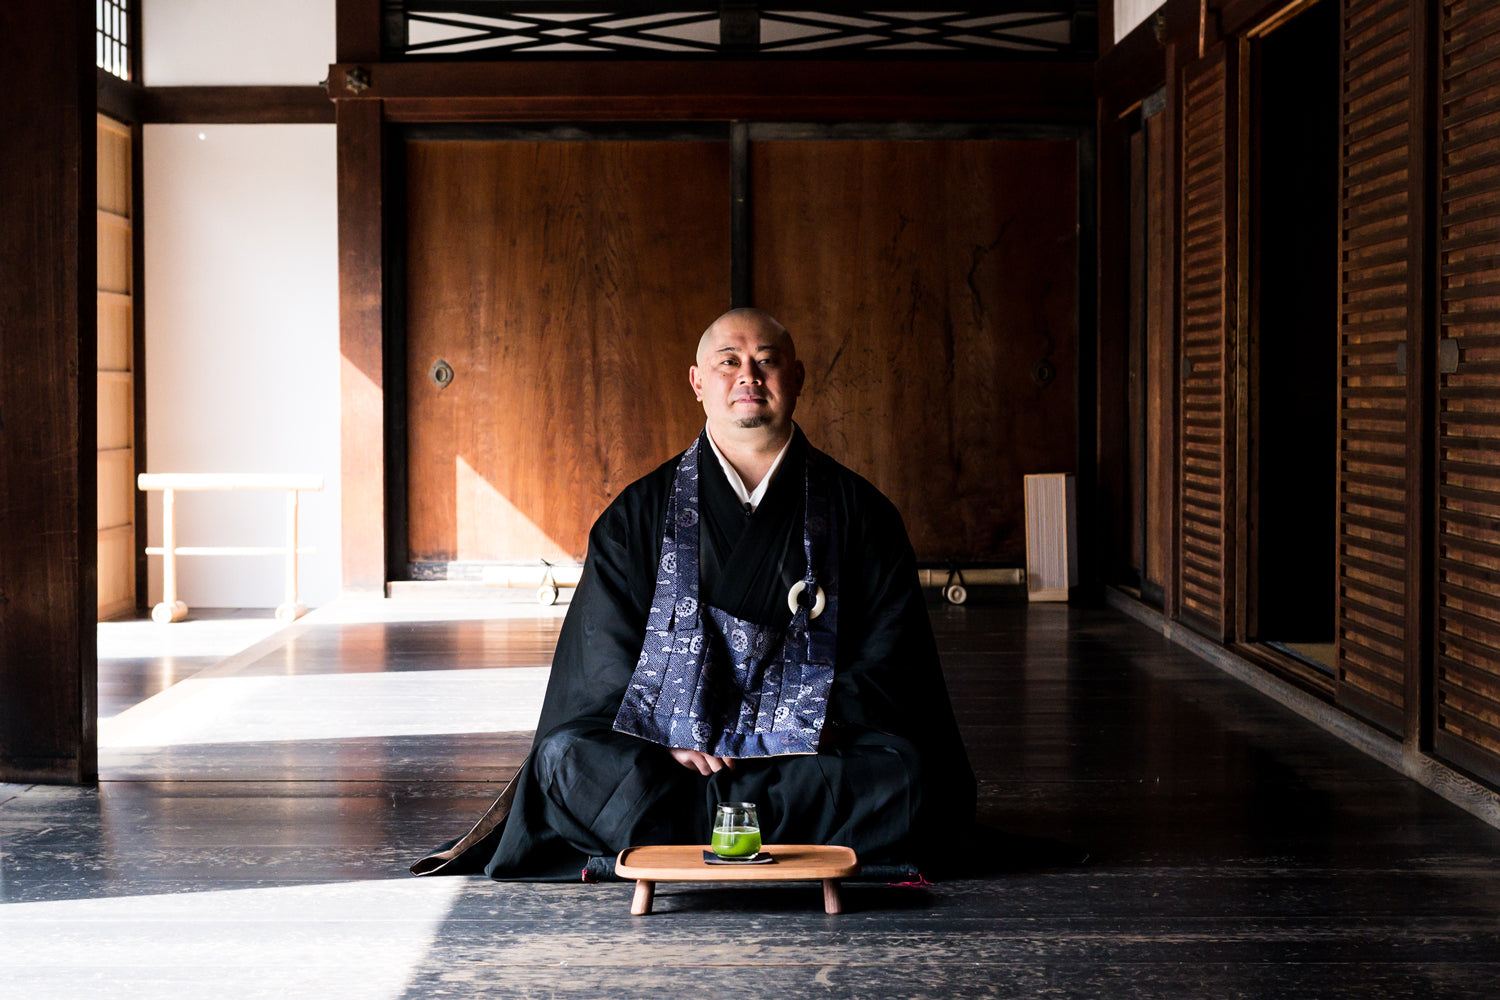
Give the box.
[143,124,340,608]
[143,0,335,85]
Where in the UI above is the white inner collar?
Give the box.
[704,425,793,513]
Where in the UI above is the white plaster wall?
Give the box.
[1115,0,1165,42]
[143,124,340,608]
[143,0,336,86]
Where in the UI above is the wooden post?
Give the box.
[0,0,98,784]
[822,879,842,915]
[336,97,387,593]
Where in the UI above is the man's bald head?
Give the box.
[695,308,795,367]
[689,307,804,440]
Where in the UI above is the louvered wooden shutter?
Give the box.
[1335,0,1421,734]
[1434,0,1500,782]
[1178,47,1238,639]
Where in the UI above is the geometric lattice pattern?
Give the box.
[97,0,131,80]
[395,2,1096,59]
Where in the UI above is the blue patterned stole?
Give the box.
[612,434,839,757]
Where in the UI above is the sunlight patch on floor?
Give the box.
[97,614,288,661]
[0,878,465,1000]
[98,667,550,748]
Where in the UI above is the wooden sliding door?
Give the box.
[97,113,136,620]
[1433,0,1500,780]
[1333,0,1425,735]
[1177,46,1242,640]
[750,136,1079,563]
[402,130,1081,574]
[403,138,730,570]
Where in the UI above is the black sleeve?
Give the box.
[825,478,976,826]
[530,465,670,740]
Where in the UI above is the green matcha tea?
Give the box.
[710,826,761,857]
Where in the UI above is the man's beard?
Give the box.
[734,415,771,429]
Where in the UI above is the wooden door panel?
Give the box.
[404,140,730,568]
[750,139,1078,563]
[1177,48,1237,638]
[97,113,134,621]
[1435,0,1500,781]
[1145,112,1172,599]
[1334,0,1421,734]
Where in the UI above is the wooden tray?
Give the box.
[614,844,860,915]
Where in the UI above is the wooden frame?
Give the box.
[324,60,1095,123]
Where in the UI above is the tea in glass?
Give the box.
[711,802,761,858]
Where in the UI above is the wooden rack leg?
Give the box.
[822,879,842,915]
[275,488,307,623]
[631,880,655,916]
[152,487,189,623]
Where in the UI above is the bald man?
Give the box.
[415,309,974,880]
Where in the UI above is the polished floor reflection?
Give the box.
[4,598,1500,998]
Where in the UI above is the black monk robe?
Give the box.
[412,428,975,881]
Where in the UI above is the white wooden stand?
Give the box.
[137,473,324,623]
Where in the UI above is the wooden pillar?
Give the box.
[0,0,98,783]
[336,0,388,592]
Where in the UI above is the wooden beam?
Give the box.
[141,86,334,125]
[338,0,385,63]
[97,69,143,124]
[337,99,386,593]
[1220,0,1317,41]
[324,60,1096,123]
[0,0,97,783]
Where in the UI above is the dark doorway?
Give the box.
[1250,0,1339,669]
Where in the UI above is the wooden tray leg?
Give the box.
[823,879,842,915]
[631,879,655,915]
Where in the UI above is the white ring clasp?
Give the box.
[787,580,826,620]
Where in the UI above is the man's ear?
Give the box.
[688,365,703,400]
[793,359,806,396]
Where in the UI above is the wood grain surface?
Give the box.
[1176,47,1236,639]
[337,100,389,591]
[0,0,96,781]
[1434,0,1500,785]
[751,139,1079,563]
[404,139,729,564]
[1334,0,1421,738]
[1145,111,1173,597]
[616,844,859,881]
[96,113,135,621]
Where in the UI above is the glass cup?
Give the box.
[710,801,761,858]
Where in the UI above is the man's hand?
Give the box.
[669,748,737,775]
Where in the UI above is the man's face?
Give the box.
[689,317,804,437]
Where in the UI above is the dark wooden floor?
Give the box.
[4,599,1500,998]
